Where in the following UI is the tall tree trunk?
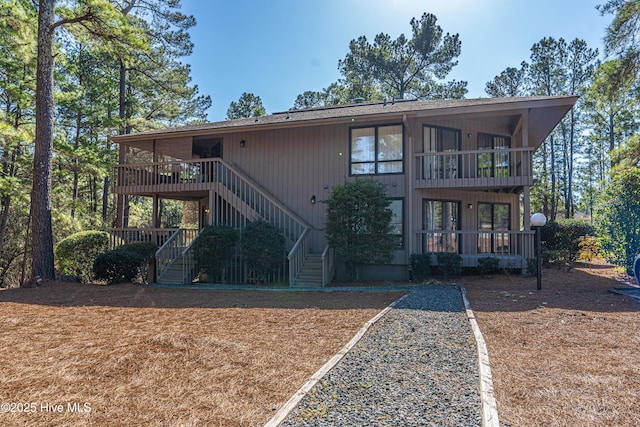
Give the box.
[609,111,616,168]
[71,112,81,218]
[541,141,549,218]
[567,109,575,218]
[115,60,129,228]
[549,134,557,221]
[30,0,56,281]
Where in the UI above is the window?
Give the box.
[477,133,511,178]
[423,200,460,253]
[389,199,404,249]
[422,125,461,179]
[478,203,511,254]
[350,124,403,175]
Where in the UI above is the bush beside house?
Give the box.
[325,179,394,281]
[192,225,238,282]
[54,230,109,282]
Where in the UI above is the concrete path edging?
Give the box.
[263,292,412,427]
[460,285,500,427]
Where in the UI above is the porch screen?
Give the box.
[478,203,510,254]
[422,200,459,253]
[422,125,460,179]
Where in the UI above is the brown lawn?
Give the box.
[460,260,640,427]
[0,283,404,426]
[2,262,638,427]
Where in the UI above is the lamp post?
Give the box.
[531,213,547,291]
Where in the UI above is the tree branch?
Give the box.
[51,12,95,31]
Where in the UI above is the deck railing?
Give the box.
[113,158,312,285]
[415,147,534,188]
[413,230,535,268]
[112,158,219,190]
[108,228,180,249]
[155,228,198,281]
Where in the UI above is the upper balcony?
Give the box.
[112,158,219,196]
[414,146,534,192]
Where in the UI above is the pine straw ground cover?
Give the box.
[0,283,404,426]
[460,259,640,427]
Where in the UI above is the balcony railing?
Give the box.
[414,147,534,189]
[108,228,181,249]
[112,158,219,192]
[413,230,535,268]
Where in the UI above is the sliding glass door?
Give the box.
[423,200,460,253]
[478,203,510,254]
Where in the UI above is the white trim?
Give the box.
[460,285,500,427]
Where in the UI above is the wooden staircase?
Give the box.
[156,250,195,285]
[291,253,324,287]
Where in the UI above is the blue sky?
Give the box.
[179,0,610,122]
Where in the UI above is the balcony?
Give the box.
[414,147,534,191]
[112,158,220,196]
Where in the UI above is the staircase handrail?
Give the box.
[179,227,206,285]
[219,159,312,230]
[155,228,199,282]
[155,228,185,281]
[321,244,334,286]
[287,227,311,286]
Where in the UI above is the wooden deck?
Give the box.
[414,147,534,191]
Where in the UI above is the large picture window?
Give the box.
[423,200,460,253]
[350,124,403,175]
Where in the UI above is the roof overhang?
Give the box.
[111,96,578,150]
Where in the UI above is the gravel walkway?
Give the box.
[279,285,482,426]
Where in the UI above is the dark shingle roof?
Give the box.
[111,96,578,143]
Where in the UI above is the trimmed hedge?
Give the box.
[192,225,238,282]
[118,242,158,283]
[477,257,500,277]
[410,253,432,281]
[93,249,142,285]
[240,220,285,282]
[54,230,109,282]
[436,252,462,278]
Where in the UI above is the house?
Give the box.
[110,95,577,286]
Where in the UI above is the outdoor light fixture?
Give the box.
[467,203,473,209]
[310,195,316,204]
[239,139,246,147]
[531,212,547,291]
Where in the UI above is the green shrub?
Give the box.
[54,230,109,282]
[436,252,462,278]
[240,220,285,282]
[118,242,158,261]
[526,257,538,276]
[540,219,595,264]
[93,249,143,285]
[118,242,158,283]
[477,257,499,278]
[192,225,239,282]
[410,253,432,281]
[324,178,394,280]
